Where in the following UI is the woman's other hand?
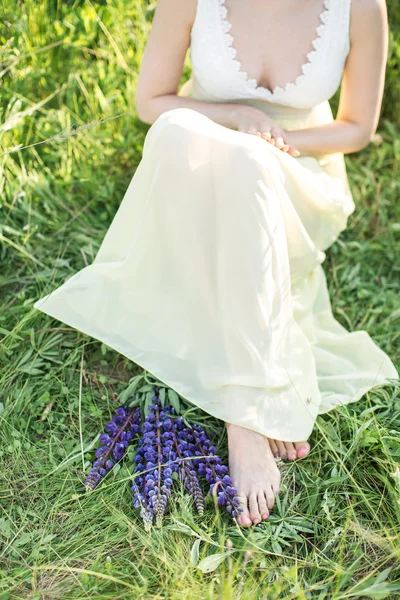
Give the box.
[234,105,300,157]
[252,131,300,157]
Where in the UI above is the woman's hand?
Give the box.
[234,105,300,157]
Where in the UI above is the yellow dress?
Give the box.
[34,0,399,441]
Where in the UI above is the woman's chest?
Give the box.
[188,0,352,108]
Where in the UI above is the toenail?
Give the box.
[290,452,297,460]
[253,518,261,524]
[262,512,269,519]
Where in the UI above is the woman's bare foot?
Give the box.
[267,439,311,461]
[226,423,281,527]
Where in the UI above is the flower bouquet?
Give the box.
[84,374,243,529]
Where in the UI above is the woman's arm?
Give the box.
[284,0,389,157]
[135,0,243,129]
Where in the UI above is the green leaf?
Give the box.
[0,327,23,340]
[12,530,41,548]
[168,389,180,413]
[271,540,282,554]
[139,383,157,393]
[388,307,400,321]
[287,491,302,513]
[118,375,145,404]
[349,568,396,599]
[144,391,155,416]
[128,395,140,408]
[190,538,201,566]
[30,327,36,349]
[197,552,231,574]
[0,518,12,538]
[18,365,44,375]
[112,463,121,476]
[182,416,192,428]
[159,387,166,407]
[166,521,201,538]
[17,349,34,367]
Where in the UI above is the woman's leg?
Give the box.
[146,108,317,523]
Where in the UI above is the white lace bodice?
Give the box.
[185,0,352,109]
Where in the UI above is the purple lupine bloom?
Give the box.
[84,405,141,491]
[188,422,243,519]
[172,422,205,514]
[131,387,243,527]
[131,391,177,528]
[171,416,242,518]
[83,384,242,528]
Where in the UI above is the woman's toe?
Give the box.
[236,494,252,527]
[294,441,311,459]
[264,486,276,511]
[276,440,287,460]
[271,470,281,496]
[268,438,279,458]
[284,442,297,461]
[249,492,262,524]
[258,491,270,520]
[238,514,252,527]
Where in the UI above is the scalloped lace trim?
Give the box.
[218,0,331,98]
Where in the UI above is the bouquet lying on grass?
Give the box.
[84,374,243,529]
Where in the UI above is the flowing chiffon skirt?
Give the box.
[34,96,399,442]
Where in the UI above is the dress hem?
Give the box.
[33,297,398,443]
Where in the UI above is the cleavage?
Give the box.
[222,0,327,93]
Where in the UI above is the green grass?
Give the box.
[1,1,400,598]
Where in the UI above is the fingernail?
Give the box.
[276,137,284,146]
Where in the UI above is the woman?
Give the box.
[34,0,398,528]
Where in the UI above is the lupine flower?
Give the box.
[173,423,205,515]
[83,385,242,528]
[84,405,141,491]
[189,422,243,519]
[131,387,243,527]
[131,395,177,528]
